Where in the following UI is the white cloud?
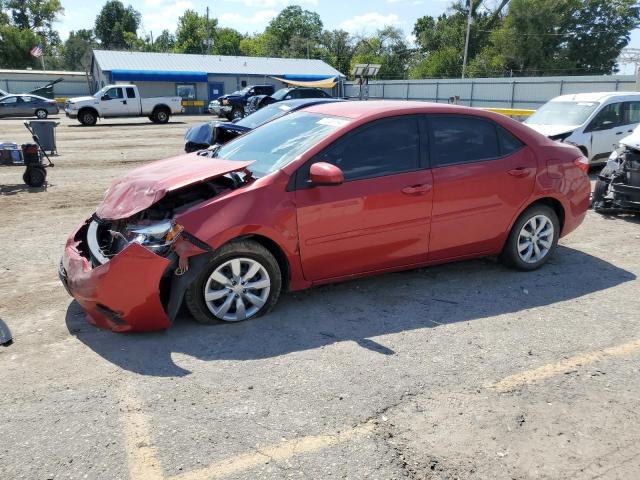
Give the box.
[218,10,278,26]
[227,0,318,6]
[339,12,401,34]
[141,0,194,34]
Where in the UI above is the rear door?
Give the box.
[295,115,433,281]
[427,114,536,261]
[124,86,140,115]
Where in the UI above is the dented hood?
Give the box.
[96,153,253,220]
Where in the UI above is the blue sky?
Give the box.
[55,0,640,72]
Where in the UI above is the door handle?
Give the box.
[402,184,431,195]
[615,131,623,135]
[122,100,127,104]
[507,167,530,177]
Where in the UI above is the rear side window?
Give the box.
[429,115,519,167]
[126,87,136,98]
[310,116,420,182]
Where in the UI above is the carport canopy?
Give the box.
[270,74,337,88]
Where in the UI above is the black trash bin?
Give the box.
[25,120,59,154]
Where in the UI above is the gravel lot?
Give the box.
[1,114,639,480]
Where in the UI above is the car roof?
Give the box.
[303,100,487,119]
[549,91,640,103]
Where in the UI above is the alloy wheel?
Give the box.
[203,257,271,321]
[517,214,554,264]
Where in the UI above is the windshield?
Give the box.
[213,111,350,177]
[525,101,600,126]
[235,103,294,129]
[270,88,290,101]
[93,86,110,98]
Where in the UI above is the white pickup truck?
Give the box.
[64,84,183,126]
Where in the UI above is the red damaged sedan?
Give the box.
[59,101,590,332]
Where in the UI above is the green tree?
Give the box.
[470,0,640,76]
[94,0,141,49]
[63,29,97,70]
[265,5,323,57]
[213,27,243,55]
[318,29,354,75]
[152,29,176,52]
[175,9,217,54]
[351,27,411,80]
[239,32,274,57]
[0,24,40,68]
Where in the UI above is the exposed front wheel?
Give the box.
[501,205,559,271]
[35,108,48,119]
[79,110,97,126]
[185,240,282,324]
[231,106,244,120]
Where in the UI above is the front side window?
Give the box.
[310,116,420,182]
[104,88,123,100]
[0,96,18,104]
[587,102,624,131]
[213,111,350,178]
[176,84,196,100]
[429,116,500,167]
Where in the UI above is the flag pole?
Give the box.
[41,42,46,70]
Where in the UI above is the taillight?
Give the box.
[574,156,589,173]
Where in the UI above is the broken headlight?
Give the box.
[87,218,184,265]
[120,220,184,254]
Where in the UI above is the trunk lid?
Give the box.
[96,154,253,220]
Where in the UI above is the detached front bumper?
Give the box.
[59,221,172,333]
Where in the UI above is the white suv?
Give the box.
[524,92,640,165]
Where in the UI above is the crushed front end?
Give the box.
[59,157,255,332]
[60,218,176,332]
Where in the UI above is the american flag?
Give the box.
[30,44,44,58]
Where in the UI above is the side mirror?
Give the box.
[101,95,110,101]
[309,162,344,186]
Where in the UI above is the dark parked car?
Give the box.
[185,98,345,152]
[60,101,590,332]
[0,94,59,119]
[208,85,275,120]
[247,87,333,114]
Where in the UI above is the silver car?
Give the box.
[0,94,59,119]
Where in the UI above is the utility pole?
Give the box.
[206,6,211,54]
[462,0,472,79]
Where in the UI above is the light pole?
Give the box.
[462,0,473,79]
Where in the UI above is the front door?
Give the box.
[294,116,433,282]
[586,101,627,163]
[427,115,537,260]
[99,86,126,117]
[208,82,225,101]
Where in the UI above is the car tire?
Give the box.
[231,106,244,120]
[185,240,282,324]
[35,108,48,119]
[500,204,560,271]
[79,110,97,126]
[592,178,609,211]
[23,166,46,188]
[152,107,170,124]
